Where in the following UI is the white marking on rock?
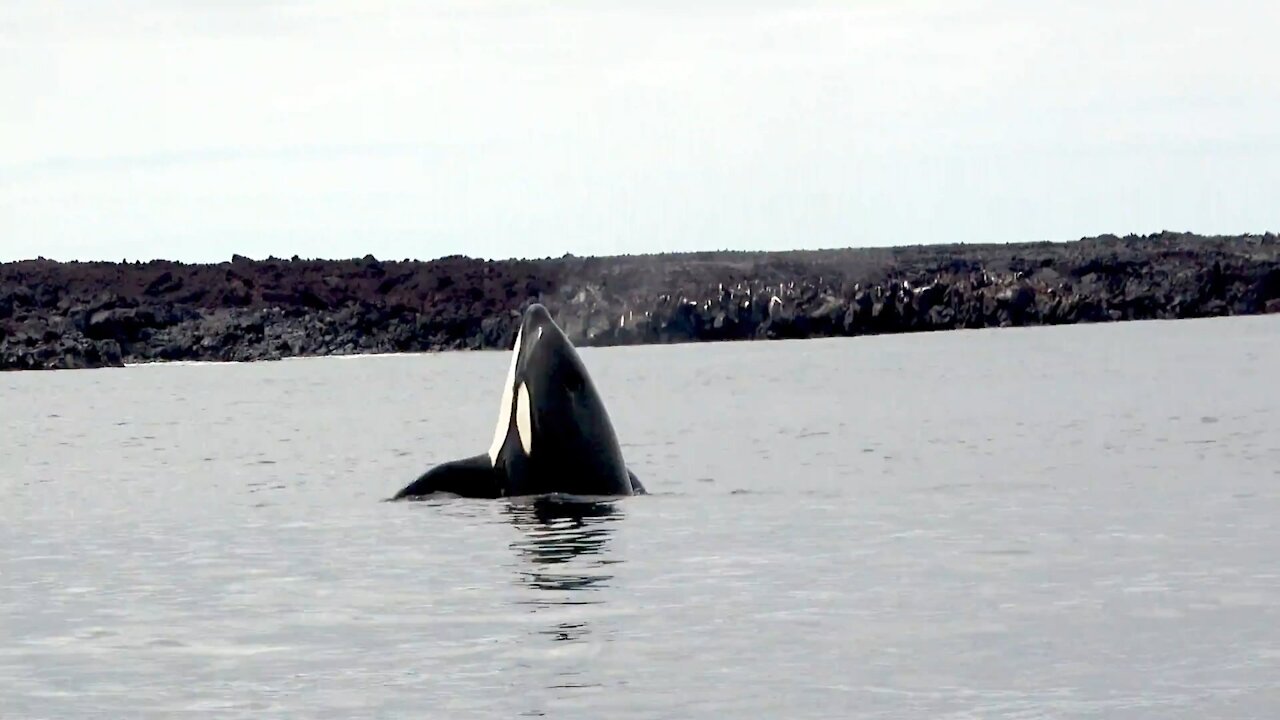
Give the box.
[487,324,523,465]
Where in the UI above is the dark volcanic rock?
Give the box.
[2,232,1278,370]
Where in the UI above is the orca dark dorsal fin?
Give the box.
[391,454,503,500]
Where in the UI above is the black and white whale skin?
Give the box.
[391,303,646,500]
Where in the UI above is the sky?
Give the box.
[2,0,1278,263]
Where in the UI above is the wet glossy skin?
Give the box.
[393,303,640,500]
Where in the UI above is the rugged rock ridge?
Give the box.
[2,232,1278,371]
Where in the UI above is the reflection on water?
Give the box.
[505,499,624,645]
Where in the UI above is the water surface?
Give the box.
[3,316,1279,718]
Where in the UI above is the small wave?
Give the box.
[297,351,426,362]
[123,359,244,368]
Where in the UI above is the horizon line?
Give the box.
[5,229,1273,267]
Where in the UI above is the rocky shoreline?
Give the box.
[3,231,1278,371]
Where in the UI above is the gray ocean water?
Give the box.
[3,315,1279,719]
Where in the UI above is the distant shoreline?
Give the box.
[4,231,1279,371]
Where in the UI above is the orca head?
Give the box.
[390,302,642,502]
[485,304,629,493]
[510,303,591,397]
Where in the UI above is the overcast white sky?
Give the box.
[2,1,1277,263]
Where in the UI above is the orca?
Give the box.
[391,303,646,500]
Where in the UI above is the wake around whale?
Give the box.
[391,303,646,501]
